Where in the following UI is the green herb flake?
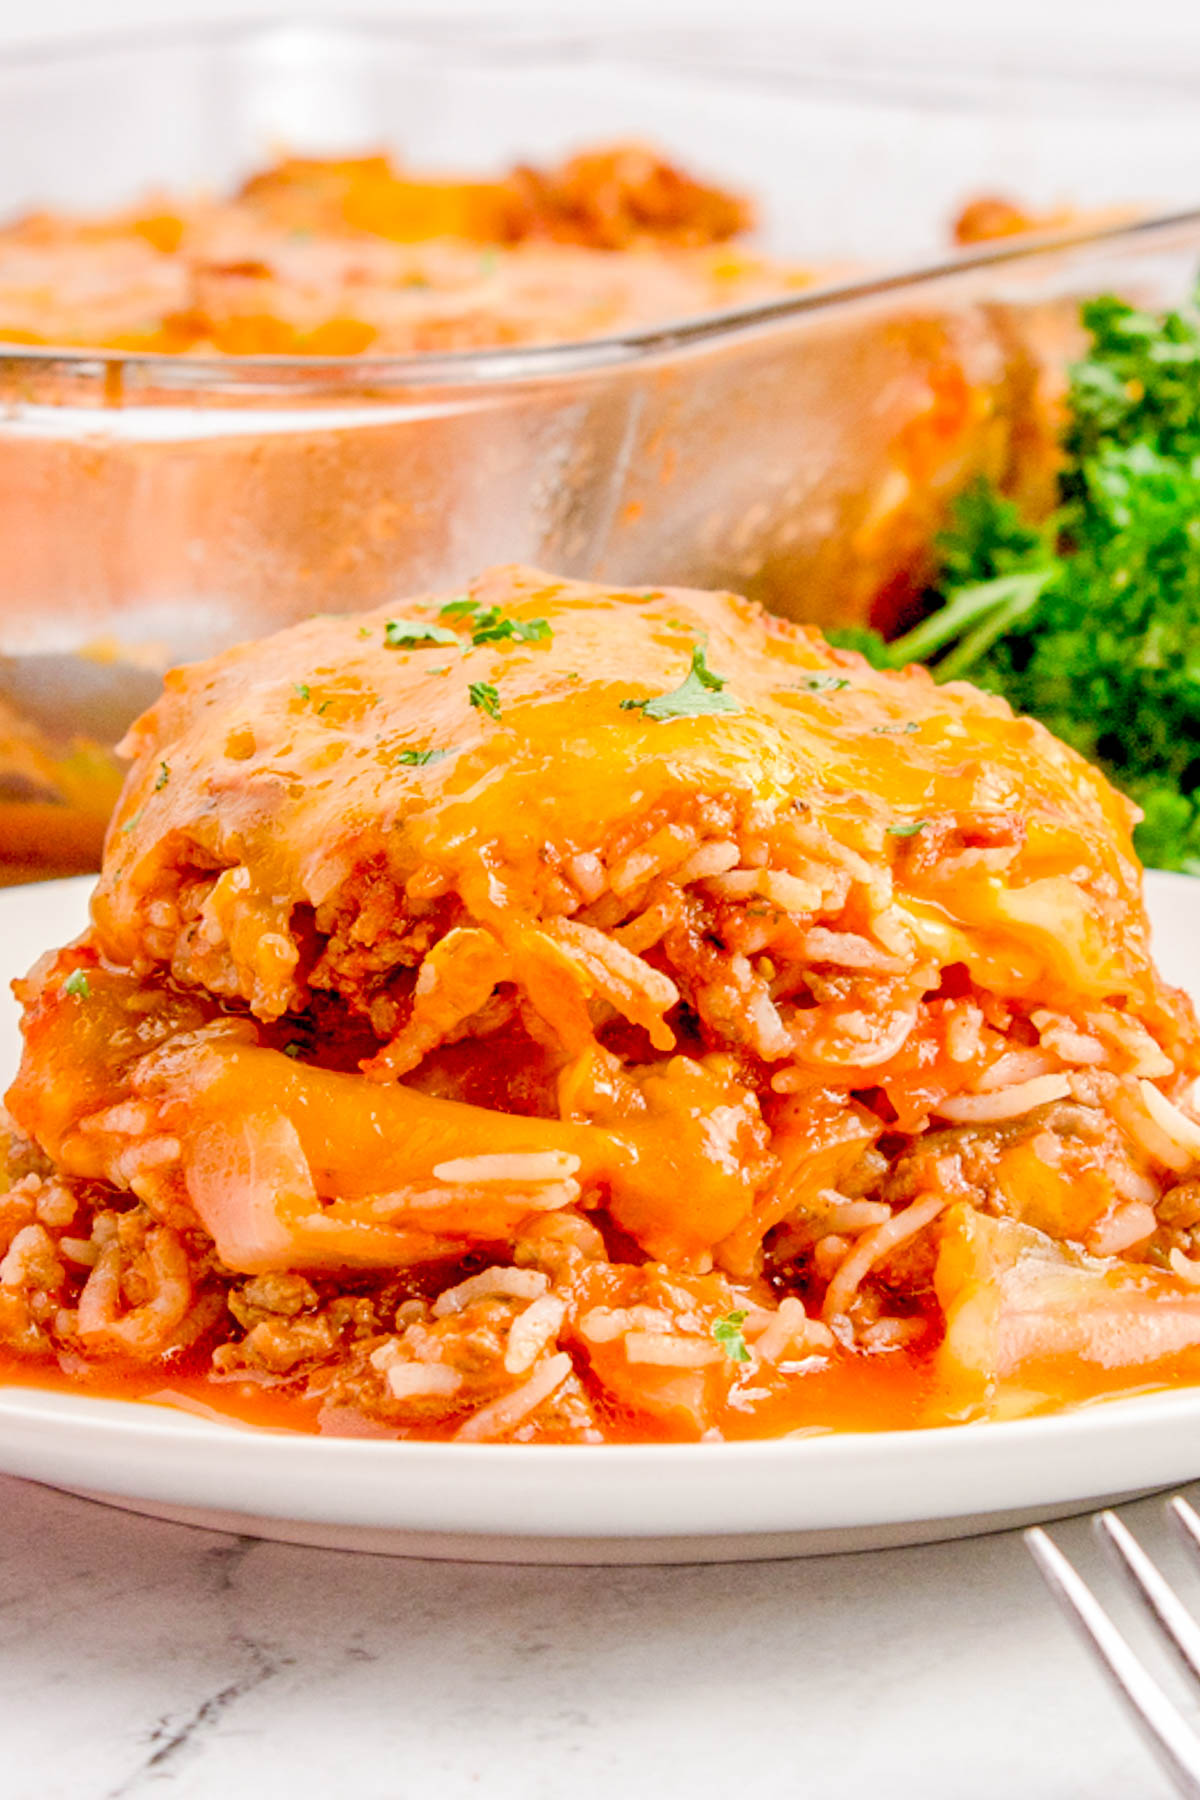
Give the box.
[316,699,332,716]
[511,616,552,644]
[63,969,91,1001]
[468,680,501,720]
[397,747,450,767]
[621,645,740,723]
[795,674,851,693]
[358,626,373,640]
[438,595,479,619]
[870,720,919,737]
[887,820,929,838]
[384,619,460,649]
[469,613,551,647]
[293,682,311,701]
[467,606,508,643]
[154,761,170,792]
[282,1041,305,1059]
[711,1309,751,1365]
[120,809,143,835]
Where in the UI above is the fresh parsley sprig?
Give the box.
[621,645,740,722]
[468,681,502,720]
[396,748,449,767]
[830,282,1200,875]
[438,594,553,647]
[384,620,460,649]
[711,1309,751,1364]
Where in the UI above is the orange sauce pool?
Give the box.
[3,1342,1200,1441]
[0,1343,944,1442]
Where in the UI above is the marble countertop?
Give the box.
[1,1476,1193,1799]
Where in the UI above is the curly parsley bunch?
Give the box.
[838,288,1200,874]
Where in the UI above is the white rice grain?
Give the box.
[975,1050,1056,1092]
[432,1267,549,1318]
[433,1151,581,1185]
[1170,1248,1200,1287]
[937,1074,1071,1123]
[455,1352,572,1442]
[1090,1012,1173,1079]
[945,1003,985,1064]
[1031,1011,1108,1067]
[1086,1201,1156,1256]
[1110,1083,1195,1175]
[504,1295,567,1374]
[704,869,761,900]
[1140,1081,1200,1160]
[58,1236,99,1268]
[819,1200,892,1235]
[757,870,822,915]
[802,928,907,973]
[580,1305,674,1343]
[565,851,607,903]
[608,825,698,896]
[386,1362,465,1401]
[749,1296,835,1363]
[676,841,740,884]
[623,1332,723,1367]
[823,1193,947,1321]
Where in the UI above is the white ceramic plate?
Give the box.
[3,873,1200,1564]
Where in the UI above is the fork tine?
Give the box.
[1170,1496,1200,1562]
[1025,1527,1200,1800]
[1095,1509,1200,1686]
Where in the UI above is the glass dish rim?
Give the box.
[3,15,1200,395]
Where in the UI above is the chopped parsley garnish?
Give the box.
[397,747,450,767]
[887,820,929,837]
[63,969,91,1000]
[358,626,372,639]
[468,680,501,720]
[120,809,143,835]
[436,595,552,646]
[828,282,1200,874]
[316,699,332,716]
[468,609,515,643]
[472,608,552,647]
[293,682,311,700]
[711,1309,751,1364]
[154,761,170,791]
[795,674,851,693]
[384,619,459,649]
[620,645,740,722]
[282,1041,305,1058]
[504,616,552,645]
[870,720,919,736]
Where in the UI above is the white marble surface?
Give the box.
[2,1476,1197,1799]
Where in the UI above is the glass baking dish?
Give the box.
[5,18,1200,880]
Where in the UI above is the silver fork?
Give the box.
[1027,1498,1200,1797]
